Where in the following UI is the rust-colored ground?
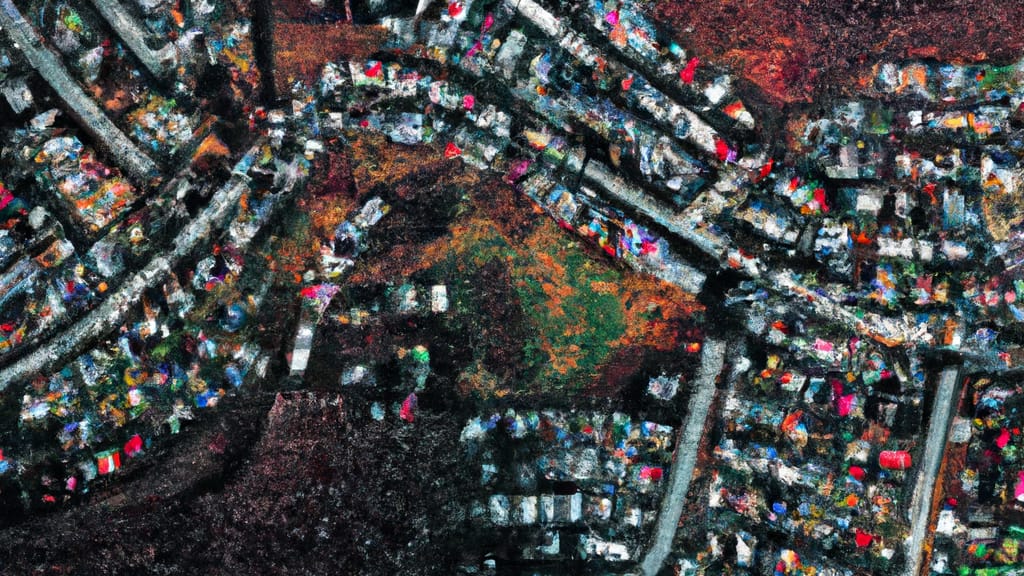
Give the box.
[280,132,705,399]
[656,0,1024,104]
[340,135,703,397]
[272,22,386,95]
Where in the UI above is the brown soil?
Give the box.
[273,22,386,95]
[655,0,1024,104]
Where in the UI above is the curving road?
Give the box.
[0,146,312,387]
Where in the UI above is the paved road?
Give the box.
[640,338,726,576]
[89,0,177,79]
[0,0,158,181]
[905,366,960,576]
[0,147,310,387]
